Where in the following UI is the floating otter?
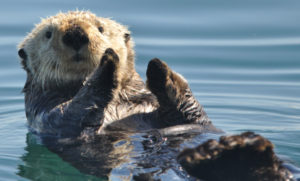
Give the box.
[18,11,293,180]
[18,11,215,137]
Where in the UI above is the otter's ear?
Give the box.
[124,33,130,43]
[18,48,27,60]
[18,48,30,72]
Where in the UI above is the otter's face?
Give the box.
[18,11,134,87]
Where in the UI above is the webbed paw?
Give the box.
[92,48,120,91]
[100,48,120,67]
[146,58,188,101]
[178,132,293,181]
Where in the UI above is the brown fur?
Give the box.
[17,11,215,178]
[17,11,293,180]
[178,132,294,181]
[18,10,213,137]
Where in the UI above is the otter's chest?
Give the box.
[100,93,159,132]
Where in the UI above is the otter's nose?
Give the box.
[62,25,89,51]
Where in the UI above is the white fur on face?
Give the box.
[18,11,132,88]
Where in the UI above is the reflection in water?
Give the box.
[18,129,218,180]
[18,133,105,181]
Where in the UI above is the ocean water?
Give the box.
[0,0,300,180]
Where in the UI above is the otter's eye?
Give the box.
[98,27,104,33]
[45,31,52,39]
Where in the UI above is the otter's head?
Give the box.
[18,11,134,88]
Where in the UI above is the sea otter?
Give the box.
[18,11,293,180]
[18,11,215,138]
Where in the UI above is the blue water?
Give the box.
[1,0,300,180]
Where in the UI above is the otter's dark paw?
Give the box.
[92,48,120,90]
[146,58,169,95]
[146,58,188,105]
[177,132,293,181]
[146,58,210,126]
[100,48,119,67]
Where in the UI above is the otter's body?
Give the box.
[24,71,159,136]
[18,12,215,178]
[19,11,213,139]
[18,11,294,180]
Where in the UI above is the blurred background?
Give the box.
[0,0,299,180]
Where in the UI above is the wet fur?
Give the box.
[18,11,291,180]
[178,132,293,181]
[19,11,214,138]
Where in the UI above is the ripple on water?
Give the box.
[1,1,300,179]
[135,37,300,47]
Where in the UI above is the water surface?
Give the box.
[0,0,300,180]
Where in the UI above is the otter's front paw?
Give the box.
[100,48,119,67]
[146,58,169,95]
[146,58,189,105]
[146,58,210,125]
[92,48,120,90]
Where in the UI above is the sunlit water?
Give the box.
[0,0,300,180]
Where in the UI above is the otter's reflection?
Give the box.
[18,132,133,180]
[18,127,212,180]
